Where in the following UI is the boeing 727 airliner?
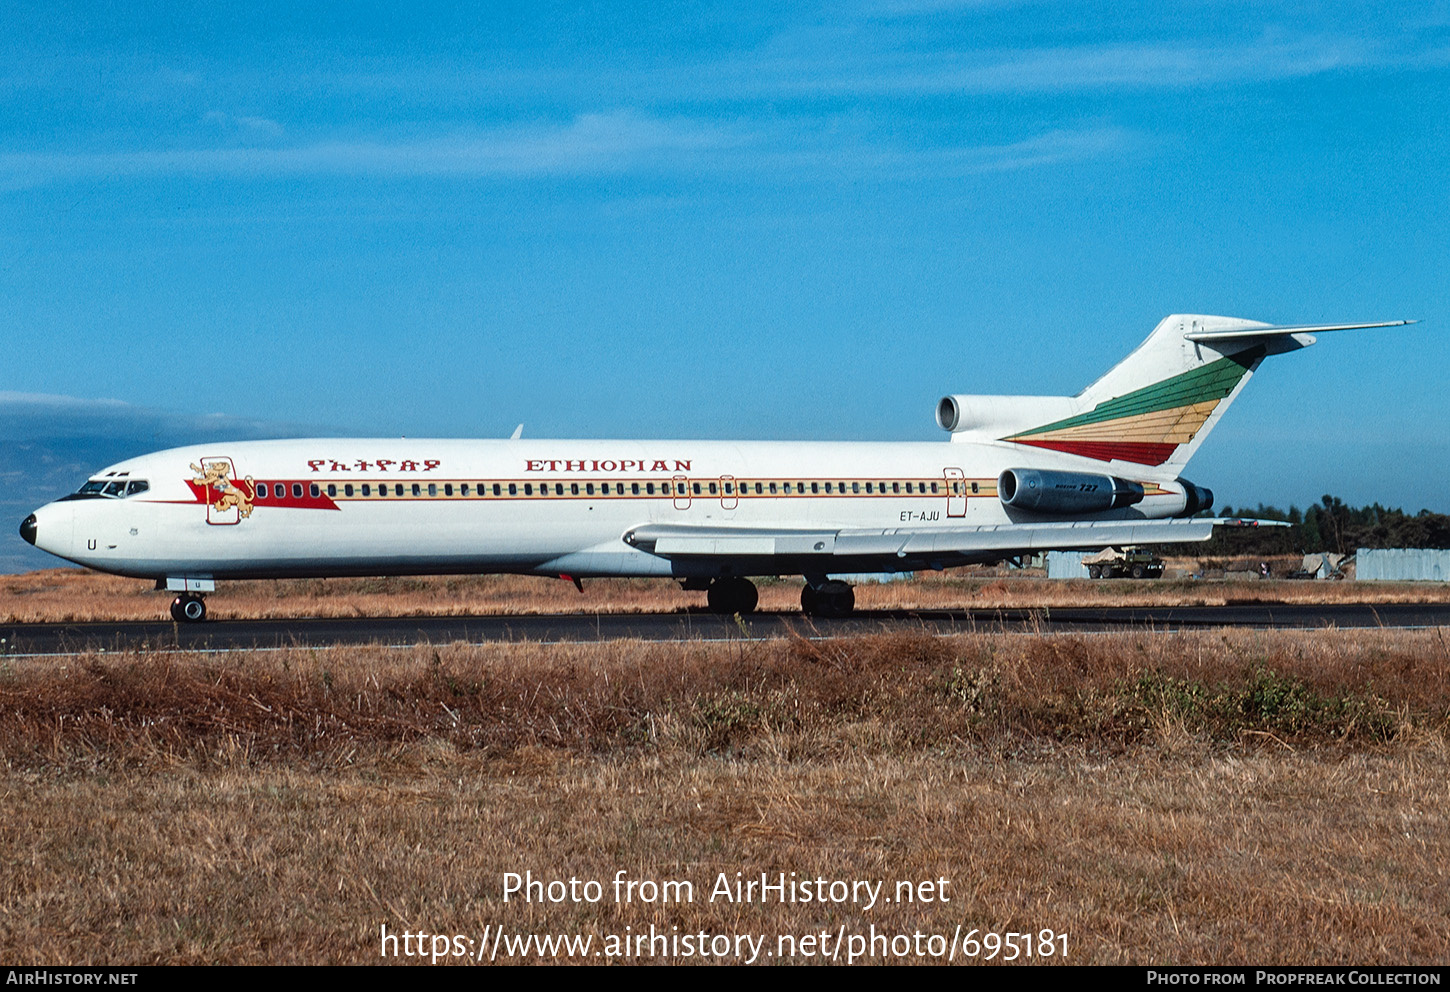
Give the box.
[20,314,1409,621]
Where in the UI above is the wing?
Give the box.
[623,518,1220,572]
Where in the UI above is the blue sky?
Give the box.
[2,1,1447,511]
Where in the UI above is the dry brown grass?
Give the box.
[6,565,1450,624]
[2,629,1447,964]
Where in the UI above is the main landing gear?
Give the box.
[800,579,854,619]
[705,576,759,615]
[699,576,857,618]
[170,594,207,623]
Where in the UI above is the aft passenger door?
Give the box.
[944,467,966,518]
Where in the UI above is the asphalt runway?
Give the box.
[4,602,1449,655]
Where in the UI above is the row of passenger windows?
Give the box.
[287,478,986,499]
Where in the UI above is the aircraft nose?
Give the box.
[20,514,37,545]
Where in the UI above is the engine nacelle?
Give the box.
[998,468,1145,514]
[936,394,1078,435]
[1176,478,1214,517]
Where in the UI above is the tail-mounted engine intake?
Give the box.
[998,469,1145,515]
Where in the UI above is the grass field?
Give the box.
[2,624,1446,965]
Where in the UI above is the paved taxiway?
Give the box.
[3,602,1448,655]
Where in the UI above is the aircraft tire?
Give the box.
[706,577,758,615]
[170,595,207,623]
[801,580,854,618]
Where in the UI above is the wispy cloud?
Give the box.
[0,112,748,187]
[0,112,1131,188]
[727,29,1428,98]
[203,110,286,138]
[283,23,1446,104]
[760,124,1136,178]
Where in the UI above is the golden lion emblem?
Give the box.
[191,461,256,519]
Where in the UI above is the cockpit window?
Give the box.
[61,478,150,501]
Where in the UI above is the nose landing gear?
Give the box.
[170,594,207,623]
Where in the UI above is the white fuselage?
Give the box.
[27,436,1190,582]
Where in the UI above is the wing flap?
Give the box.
[626,518,1217,561]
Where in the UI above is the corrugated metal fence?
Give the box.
[1045,550,1090,579]
[1355,548,1450,581]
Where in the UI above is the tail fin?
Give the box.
[939,315,1411,475]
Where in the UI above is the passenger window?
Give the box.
[378,485,387,498]
[811,482,819,494]
[555,483,564,495]
[692,483,701,495]
[525,483,534,495]
[864,483,872,494]
[587,483,595,495]
[345,484,354,497]
[309,483,320,498]
[361,484,371,496]
[412,484,422,497]
[258,484,270,499]
[824,482,832,494]
[708,482,717,494]
[571,483,580,495]
[769,482,778,494]
[445,484,453,496]
[461,484,469,496]
[971,482,979,494]
[492,484,501,496]
[932,482,939,493]
[508,483,517,496]
[632,483,640,495]
[292,483,303,499]
[428,484,437,497]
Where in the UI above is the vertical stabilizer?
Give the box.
[973,315,1409,474]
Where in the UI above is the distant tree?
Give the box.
[1157,494,1450,557]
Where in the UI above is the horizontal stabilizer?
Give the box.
[1184,319,1414,343]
